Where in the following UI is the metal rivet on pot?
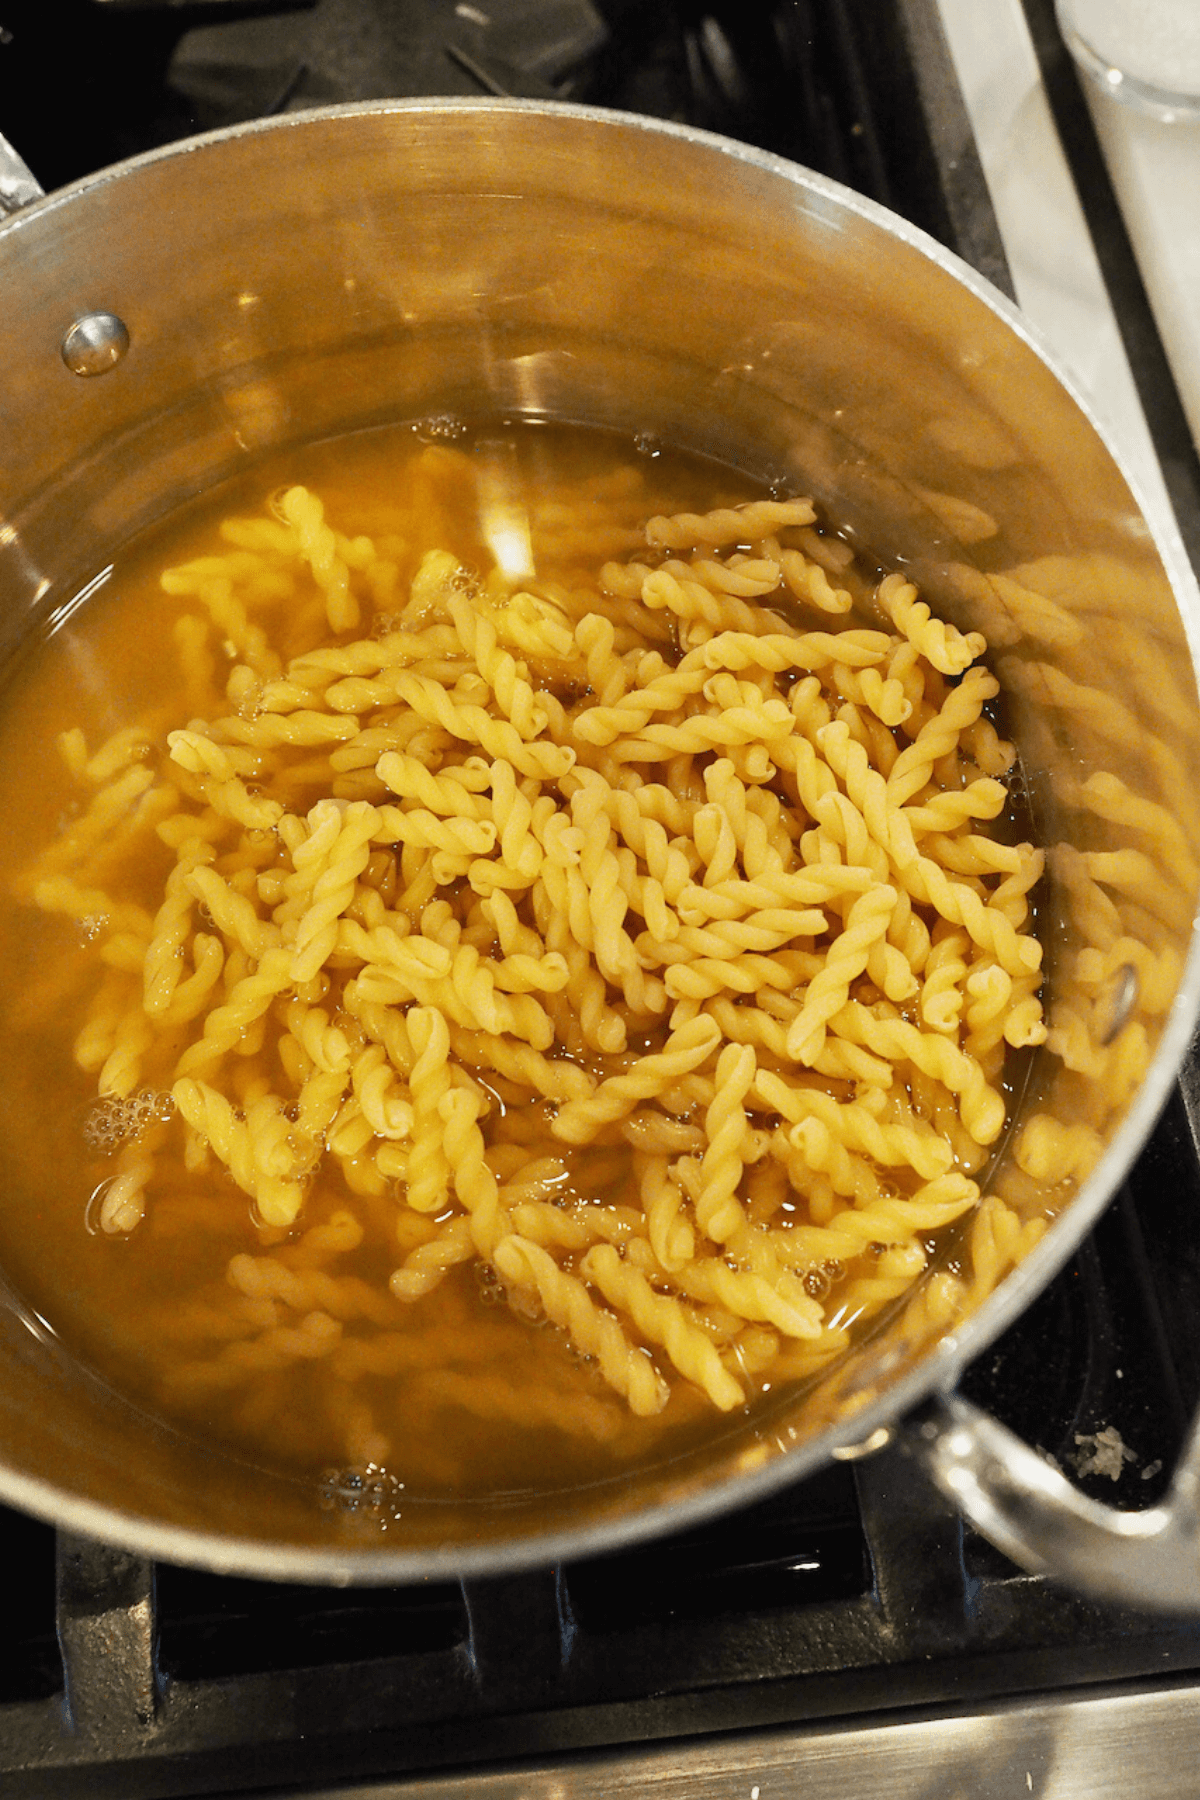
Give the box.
[61,312,130,377]
[1096,962,1140,1047]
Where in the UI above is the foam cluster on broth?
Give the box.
[0,422,1050,1498]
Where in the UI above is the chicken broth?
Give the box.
[0,419,1048,1498]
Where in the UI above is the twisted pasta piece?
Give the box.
[277,485,358,633]
[887,665,999,806]
[695,1043,756,1243]
[449,591,548,738]
[173,945,294,1081]
[493,1235,670,1415]
[643,497,816,549]
[290,801,380,983]
[400,1005,452,1214]
[551,1016,721,1144]
[388,1213,476,1300]
[579,1244,744,1410]
[786,886,897,1063]
[831,1000,1006,1144]
[387,671,575,779]
[876,571,986,676]
[142,838,215,1017]
[901,856,1041,975]
[173,1078,307,1225]
[778,546,854,614]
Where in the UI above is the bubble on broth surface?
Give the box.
[318,1463,405,1516]
[83,1089,175,1152]
[413,413,468,444]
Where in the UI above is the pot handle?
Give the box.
[899,1389,1200,1613]
[0,129,44,217]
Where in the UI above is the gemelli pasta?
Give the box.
[0,426,1053,1488]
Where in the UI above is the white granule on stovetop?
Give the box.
[1070,1425,1138,1480]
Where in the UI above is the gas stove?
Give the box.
[2,2,1200,1796]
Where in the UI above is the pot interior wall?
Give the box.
[1,102,1198,1578]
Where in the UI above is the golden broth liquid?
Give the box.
[0,419,1039,1501]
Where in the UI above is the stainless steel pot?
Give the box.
[2,99,1200,1604]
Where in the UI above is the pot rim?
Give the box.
[4,95,1200,1583]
